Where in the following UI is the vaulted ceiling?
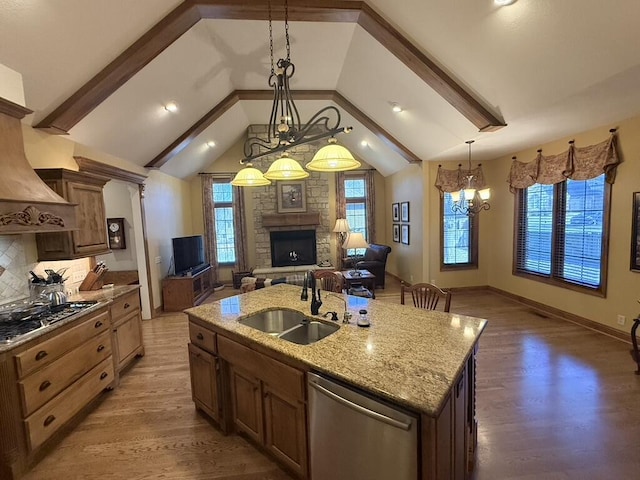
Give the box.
[1,0,640,179]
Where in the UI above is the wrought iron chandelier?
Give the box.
[231,0,359,187]
[450,140,491,216]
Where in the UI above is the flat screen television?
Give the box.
[172,235,206,275]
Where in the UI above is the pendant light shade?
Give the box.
[306,137,361,172]
[231,164,271,187]
[263,152,310,180]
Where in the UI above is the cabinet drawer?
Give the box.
[24,356,114,451]
[15,309,110,379]
[218,336,304,401]
[111,291,140,322]
[19,330,112,417]
[189,322,216,354]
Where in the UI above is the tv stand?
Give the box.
[162,265,213,312]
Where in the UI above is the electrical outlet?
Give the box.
[617,315,626,326]
[410,275,414,282]
[155,256,162,264]
[72,270,86,283]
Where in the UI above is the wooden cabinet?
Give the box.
[217,335,308,478]
[35,169,110,260]
[110,290,144,380]
[10,306,114,459]
[162,266,213,312]
[188,343,221,422]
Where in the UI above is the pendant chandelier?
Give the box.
[231,0,358,187]
[450,140,491,216]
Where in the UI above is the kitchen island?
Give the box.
[186,284,487,480]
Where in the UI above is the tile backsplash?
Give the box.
[0,234,91,306]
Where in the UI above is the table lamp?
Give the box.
[342,232,369,276]
[332,218,351,246]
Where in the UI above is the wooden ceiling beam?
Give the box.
[145,89,421,168]
[35,0,505,139]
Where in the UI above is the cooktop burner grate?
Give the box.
[0,301,98,344]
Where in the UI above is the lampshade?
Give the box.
[263,152,310,180]
[306,138,361,172]
[478,188,491,200]
[231,164,271,187]
[342,232,369,250]
[332,218,351,233]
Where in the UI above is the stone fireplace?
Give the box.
[248,125,331,270]
[270,230,317,267]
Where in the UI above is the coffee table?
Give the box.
[342,269,376,299]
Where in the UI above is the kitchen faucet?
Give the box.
[308,270,322,315]
[325,293,352,324]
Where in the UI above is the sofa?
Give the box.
[344,243,392,288]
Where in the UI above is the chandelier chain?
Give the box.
[268,0,274,75]
[284,0,290,60]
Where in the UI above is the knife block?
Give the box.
[78,271,104,291]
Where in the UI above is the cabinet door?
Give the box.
[263,385,308,478]
[66,180,109,255]
[229,365,263,443]
[113,311,143,371]
[188,343,220,422]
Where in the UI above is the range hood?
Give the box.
[0,97,77,234]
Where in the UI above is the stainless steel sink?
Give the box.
[238,309,307,335]
[238,309,339,344]
[278,321,340,345]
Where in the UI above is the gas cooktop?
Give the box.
[0,301,98,345]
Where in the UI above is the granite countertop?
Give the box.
[186,283,487,417]
[0,285,140,354]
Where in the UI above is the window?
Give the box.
[441,193,478,268]
[514,174,610,294]
[344,176,368,255]
[212,182,236,264]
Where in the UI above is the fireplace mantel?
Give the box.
[262,212,320,228]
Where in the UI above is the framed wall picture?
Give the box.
[632,192,640,272]
[107,218,126,249]
[401,224,410,245]
[392,203,400,222]
[401,201,410,222]
[277,181,307,213]
[393,223,400,243]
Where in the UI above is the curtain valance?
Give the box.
[507,133,620,192]
[435,165,487,193]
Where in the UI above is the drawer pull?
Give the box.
[97,345,105,352]
[95,320,103,328]
[35,350,48,361]
[43,415,56,427]
[124,302,130,309]
[100,372,108,380]
[39,380,51,391]
[196,333,204,340]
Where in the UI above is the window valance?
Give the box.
[435,165,487,193]
[507,132,620,192]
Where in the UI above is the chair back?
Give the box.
[400,282,452,312]
[313,271,345,293]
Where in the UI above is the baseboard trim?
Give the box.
[487,286,631,344]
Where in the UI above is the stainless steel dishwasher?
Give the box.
[307,372,419,480]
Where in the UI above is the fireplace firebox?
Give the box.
[270,230,317,267]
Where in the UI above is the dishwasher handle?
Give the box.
[309,380,412,431]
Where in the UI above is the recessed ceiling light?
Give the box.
[206,141,216,148]
[164,102,178,113]
[494,0,517,5]
[391,103,403,113]
[360,140,368,147]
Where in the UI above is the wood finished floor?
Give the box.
[22,278,640,479]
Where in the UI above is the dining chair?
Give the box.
[313,271,345,293]
[400,282,452,312]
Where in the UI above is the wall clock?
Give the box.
[107,217,126,249]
